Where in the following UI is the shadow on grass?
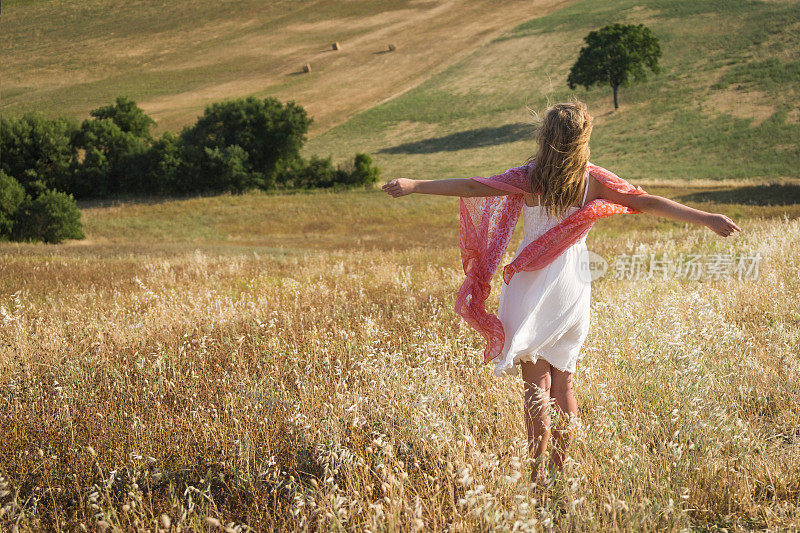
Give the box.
[75,186,374,209]
[378,122,534,154]
[76,192,227,209]
[676,183,800,206]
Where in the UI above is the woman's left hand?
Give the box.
[705,213,742,237]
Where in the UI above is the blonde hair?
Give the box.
[525,100,593,219]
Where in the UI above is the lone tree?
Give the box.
[567,23,661,110]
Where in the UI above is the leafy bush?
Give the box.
[1,96,380,208]
[195,145,265,193]
[278,155,344,189]
[278,153,381,189]
[140,132,188,195]
[90,96,156,139]
[350,153,381,186]
[12,189,84,244]
[0,112,77,195]
[180,96,311,187]
[0,171,26,239]
[68,118,150,197]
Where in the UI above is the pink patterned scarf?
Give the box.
[455,162,648,364]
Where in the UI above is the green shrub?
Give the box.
[180,96,311,187]
[0,171,26,239]
[13,189,84,244]
[0,113,77,195]
[142,132,188,195]
[1,95,378,198]
[89,96,156,139]
[197,145,265,193]
[350,153,381,186]
[293,155,347,189]
[278,153,381,189]
[68,114,150,197]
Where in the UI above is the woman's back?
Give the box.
[521,173,590,244]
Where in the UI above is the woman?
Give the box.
[382,101,740,484]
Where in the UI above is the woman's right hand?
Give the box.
[382,178,416,198]
[705,213,742,237]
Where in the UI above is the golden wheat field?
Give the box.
[0,188,798,532]
[4,0,800,529]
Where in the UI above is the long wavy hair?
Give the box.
[525,100,593,219]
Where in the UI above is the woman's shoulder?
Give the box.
[586,161,606,174]
[586,161,625,182]
[586,161,646,196]
[587,161,622,174]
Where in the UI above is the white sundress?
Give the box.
[491,178,592,378]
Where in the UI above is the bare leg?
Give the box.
[549,366,577,471]
[520,357,551,483]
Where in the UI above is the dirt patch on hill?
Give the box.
[704,89,775,126]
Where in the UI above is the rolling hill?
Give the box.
[1,0,571,133]
[305,0,800,182]
[3,0,799,185]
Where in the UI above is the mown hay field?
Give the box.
[1,0,564,134]
[1,186,798,531]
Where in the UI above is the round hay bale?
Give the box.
[332,42,341,50]
[302,63,311,73]
[388,43,396,52]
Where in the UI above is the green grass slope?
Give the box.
[63,181,800,254]
[305,0,800,182]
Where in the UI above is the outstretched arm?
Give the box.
[597,181,741,237]
[382,177,509,198]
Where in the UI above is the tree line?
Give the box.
[0,96,381,243]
